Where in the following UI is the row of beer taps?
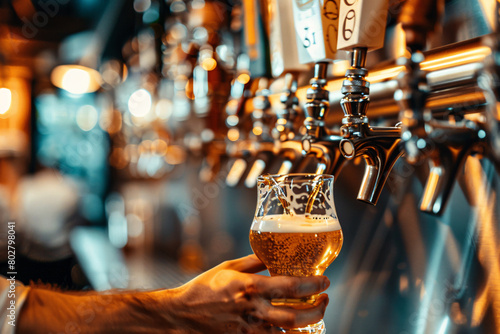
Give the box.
[213,0,500,216]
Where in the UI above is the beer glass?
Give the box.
[249,174,343,334]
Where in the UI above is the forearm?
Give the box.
[17,288,184,333]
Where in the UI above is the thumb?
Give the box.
[219,254,267,273]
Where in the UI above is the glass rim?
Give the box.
[257,173,334,182]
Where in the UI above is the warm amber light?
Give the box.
[0,88,12,115]
[165,145,186,165]
[227,128,240,141]
[237,73,250,84]
[421,47,491,71]
[201,58,217,71]
[366,66,405,83]
[252,126,263,136]
[51,65,102,94]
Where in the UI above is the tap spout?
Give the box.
[305,135,346,177]
[420,121,486,214]
[340,129,403,204]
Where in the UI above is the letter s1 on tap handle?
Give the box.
[292,0,342,64]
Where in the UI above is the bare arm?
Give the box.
[17,255,330,334]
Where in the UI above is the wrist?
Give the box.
[146,287,186,333]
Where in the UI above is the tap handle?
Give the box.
[267,0,309,77]
[399,0,444,52]
[291,0,341,63]
[337,0,389,51]
[242,0,270,77]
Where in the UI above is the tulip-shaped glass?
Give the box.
[250,174,343,333]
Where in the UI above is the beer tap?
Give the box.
[302,62,346,176]
[225,56,255,187]
[395,0,488,215]
[334,0,403,205]
[244,78,276,187]
[273,73,301,143]
[338,48,403,205]
[272,73,304,175]
[226,0,275,187]
[288,0,346,176]
[396,53,487,215]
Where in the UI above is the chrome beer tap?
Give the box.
[334,0,404,204]
[225,56,255,187]
[287,0,346,176]
[244,78,276,187]
[338,48,403,205]
[396,0,488,215]
[273,73,301,143]
[302,62,346,176]
[397,54,488,214]
[272,73,304,175]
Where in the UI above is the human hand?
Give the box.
[159,254,330,334]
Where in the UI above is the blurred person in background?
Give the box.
[0,154,83,288]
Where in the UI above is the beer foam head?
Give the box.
[251,214,341,233]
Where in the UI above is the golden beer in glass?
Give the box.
[250,174,342,333]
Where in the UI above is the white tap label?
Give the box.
[292,0,341,63]
[268,0,309,77]
[337,0,388,51]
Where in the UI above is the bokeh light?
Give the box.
[51,65,102,94]
[128,89,152,117]
[0,88,12,115]
[76,105,99,131]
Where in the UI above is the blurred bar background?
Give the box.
[0,0,499,333]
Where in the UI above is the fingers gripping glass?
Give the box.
[249,174,343,334]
